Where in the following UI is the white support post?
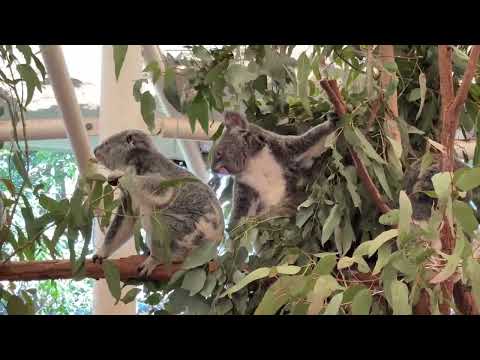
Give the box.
[141,45,210,183]
[92,45,147,315]
[40,46,93,174]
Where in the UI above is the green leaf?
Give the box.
[367,229,399,257]
[200,273,217,298]
[16,63,42,107]
[254,277,293,315]
[454,167,480,192]
[416,73,427,120]
[297,52,311,115]
[321,204,342,245]
[372,163,393,200]
[309,275,343,315]
[430,254,461,284]
[225,64,257,93]
[383,62,398,73]
[140,91,156,133]
[312,254,338,277]
[432,172,453,200]
[181,240,218,270]
[351,288,372,315]
[113,45,128,80]
[7,295,28,315]
[186,93,209,135]
[353,126,386,164]
[453,200,479,236]
[121,288,141,304]
[276,265,301,275]
[296,205,314,228]
[372,244,392,275]
[379,209,399,226]
[399,191,412,237]
[464,257,480,309]
[342,284,367,303]
[12,151,32,188]
[324,293,344,315]
[143,61,161,84]
[408,88,421,102]
[102,260,121,302]
[164,67,181,111]
[181,268,207,296]
[150,213,172,264]
[32,54,46,82]
[133,79,146,101]
[390,280,412,315]
[210,123,224,141]
[385,78,398,99]
[220,267,270,298]
[337,256,355,270]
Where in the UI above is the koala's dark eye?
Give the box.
[215,149,223,158]
[257,134,266,142]
[126,134,133,144]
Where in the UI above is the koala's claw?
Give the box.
[92,254,104,264]
[137,256,161,278]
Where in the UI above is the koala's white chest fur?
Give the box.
[238,146,287,212]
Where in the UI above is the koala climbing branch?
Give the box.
[320,79,392,214]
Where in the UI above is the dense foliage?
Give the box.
[2,45,480,315]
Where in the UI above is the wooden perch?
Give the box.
[0,256,181,282]
[320,79,391,214]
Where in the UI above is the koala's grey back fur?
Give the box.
[93,129,224,274]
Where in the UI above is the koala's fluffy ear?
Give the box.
[224,111,248,129]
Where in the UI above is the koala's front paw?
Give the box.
[327,111,340,123]
[92,254,106,264]
[137,256,161,278]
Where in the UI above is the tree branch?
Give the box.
[451,45,480,114]
[0,256,182,282]
[437,45,480,315]
[320,79,391,214]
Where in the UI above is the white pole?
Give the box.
[92,45,146,315]
[39,45,93,174]
[0,116,219,142]
[141,45,210,183]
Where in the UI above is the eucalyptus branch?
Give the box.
[320,79,391,214]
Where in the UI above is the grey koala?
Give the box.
[92,129,224,277]
[211,111,340,229]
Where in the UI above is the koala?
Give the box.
[91,129,224,277]
[211,111,340,229]
[404,155,466,221]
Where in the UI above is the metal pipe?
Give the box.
[39,45,93,174]
[0,116,219,142]
[141,45,211,183]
